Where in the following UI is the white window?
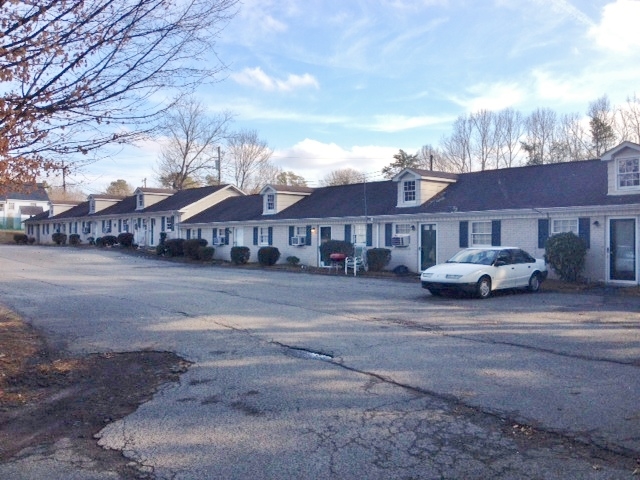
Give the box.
[395,223,412,235]
[403,180,416,202]
[8,202,15,210]
[471,221,492,246]
[0,204,4,211]
[552,219,578,235]
[295,226,306,236]
[266,193,275,212]
[137,194,144,209]
[618,158,640,189]
[353,224,367,244]
[259,227,270,245]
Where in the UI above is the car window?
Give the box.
[447,249,497,265]
[495,250,512,265]
[513,249,536,263]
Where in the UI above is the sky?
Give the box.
[75,0,640,193]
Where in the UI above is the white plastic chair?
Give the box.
[345,245,367,276]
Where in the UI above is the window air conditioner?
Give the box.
[213,237,225,246]
[83,228,91,234]
[391,235,410,247]
[291,236,306,246]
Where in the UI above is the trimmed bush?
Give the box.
[117,232,134,248]
[52,232,67,245]
[69,234,81,245]
[13,233,28,244]
[544,232,587,282]
[366,248,391,272]
[163,238,185,257]
[28,237,36,245]
[87,237,96,246]
[319,240,353,264]
[102,235,118,247]
[286,255,300,266]
[95,237,104,247]
[184,238,208,259]
[197,246,215,261]
[258,246,280,266]
[231,246,250,265]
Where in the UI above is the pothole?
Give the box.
[286,347,333,361]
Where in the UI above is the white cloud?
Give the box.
[231,67,319,92]
[272,139,401,184]
[449,82,526,112]
[589,0,640,53]
[365,114,450,133]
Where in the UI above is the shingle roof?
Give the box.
[20,206,44,216]
[97,196,137,216]
[1,184,49,202]
[143,185,229,212]
[268,184,314,193]
[54,201,91,219]
[185,195,264,224]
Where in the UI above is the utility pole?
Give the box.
[217,146,221,185]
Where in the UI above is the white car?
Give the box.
[420,247,548,299]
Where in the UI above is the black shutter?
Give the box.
[289,226,294,245]
[197,228,201,239]
[538,219,549,248]
[385,223,393,246]
[579,217,590,249]
[344,224,352,243]
[491,220,501,246]
[366,224,373,247]
[459,221,468,248]
[253,227,258,245]
[268,226,273,245]
[225,228,230,245]
[212,228,217,244]
[306,225,312,246]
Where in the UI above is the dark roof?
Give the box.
[185,195,264,224]
[54,201,91,219]
[268,184,314,193]
[144,185,229,213]
[406,168,459,180]
[97,195,137,216]
[1,184,49,202]
[20,206,44,216]
[24,210,50,222]
[90,194,126,200]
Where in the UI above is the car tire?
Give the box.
[528,273,541,292]
[477,276,491,299]
[428,288,442,297]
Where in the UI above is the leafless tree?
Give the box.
[522,108,557,165]
[469,109,498,171]
[320,168,365,186]
[155,97,232,190]
[226,130,274,192]
[494,108,524,168]
[615,93,640,144]
[440,115,474,172]
[0,0,238,193]
[550,113,590,162]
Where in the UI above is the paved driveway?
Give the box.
[0,246,639,479]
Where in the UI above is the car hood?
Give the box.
[422,262,487,276]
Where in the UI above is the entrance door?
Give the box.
[319,226,331,266]
[609,218,636,282]
[420,224,437,270]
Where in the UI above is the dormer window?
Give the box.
[266,193,275,211]
[89,199,96,214]
[403,180,416,203]
[618,158,640,189]
[137,194,144,209]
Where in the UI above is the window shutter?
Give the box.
[197,228,201,239]
[366,224,373,247]
[268,226,273,245]
[491,220,501,246]
[161,217,165,231]
[225,228,230,245]
[459,221,469,248]
[344,224,352,243]
[385,223,393,247]
[253,227,258,245]
[212,228,217,244]
[538,219,549,248]
[306,225,312,246]
[186,229,191,240]
[289,226,294,245]
[578,217,590,249]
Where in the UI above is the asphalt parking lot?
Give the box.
[0,245,639,479]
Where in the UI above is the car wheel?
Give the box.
[477,276,491,299]
[528,273,541,292]
[428,288,442,297]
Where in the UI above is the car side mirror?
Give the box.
[494,260,507,267]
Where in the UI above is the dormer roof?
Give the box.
[260,184,314,215]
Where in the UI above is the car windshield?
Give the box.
[446,249,497,265]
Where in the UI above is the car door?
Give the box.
[511,249,536,287]
[492,250,515,289]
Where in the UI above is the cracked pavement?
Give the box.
[0,246,639,479]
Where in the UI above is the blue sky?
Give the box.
[80,0,640,192]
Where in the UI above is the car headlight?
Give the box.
[446,274,462,279]
[422,273,433,278]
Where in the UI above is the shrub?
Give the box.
[69,234,81,246]
[366,248,391,272]
[13,233,28,244]
[319,240,353,264]
[163,238,185,257]
[544,232,587,282]
[95,237,104,247]
[230,246,250,265]
[197,246,215,261]
[87,237,95,246]
[286,256,300,266]
[52,232,67,245]
[102,235,118,247]
[258,246,280,266]
[28,237,36,245]
[159,232,167,245]
[117,232,134,248]
[184,238,208,259]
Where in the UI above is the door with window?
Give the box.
[420,224,437,270]
[609,218,636,282]
[319,226,332,266]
